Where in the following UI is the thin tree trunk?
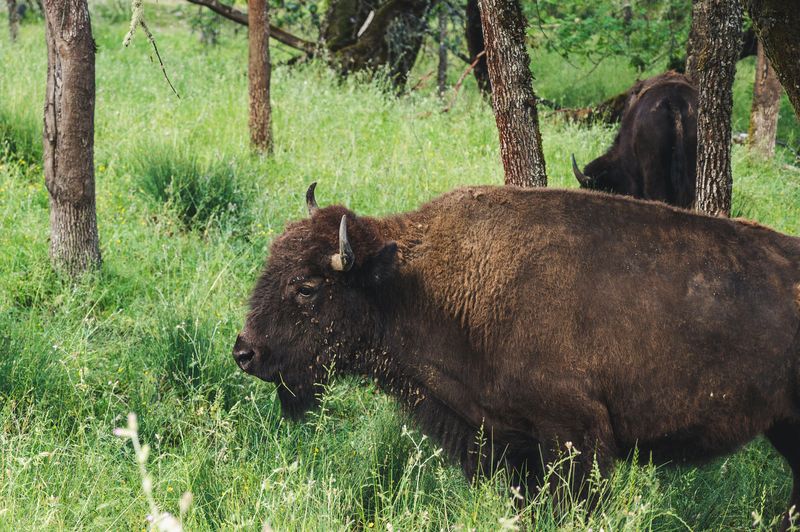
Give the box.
[437,7,447,96]
[747,0,800,120]
[478,0,546,187]
[7,0,18,42]
[43,0,101,276]
[748,40,781,156]
[248,0,273,152]
[693,0,742,216]
[465,0,490,95]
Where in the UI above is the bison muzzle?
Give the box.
[235,184,800,528]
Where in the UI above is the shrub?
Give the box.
[132,144,246,231]
[0,105,43,166]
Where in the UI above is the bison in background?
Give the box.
[235,184,800,529]
[572,71,698,208]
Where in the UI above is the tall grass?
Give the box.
[0,5,798,530]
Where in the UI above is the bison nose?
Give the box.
[232,334,256,371]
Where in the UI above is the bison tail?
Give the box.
[668,101,690,207]
[667,103,693,205]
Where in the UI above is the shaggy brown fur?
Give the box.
[234,186,800,527]
[574,71,698,208]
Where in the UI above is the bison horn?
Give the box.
[331,215,355,272]
[306,182,319,216]
[571,154,593,188]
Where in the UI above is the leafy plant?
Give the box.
[528,0,691,73]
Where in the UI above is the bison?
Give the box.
[234,183,800,528]
[572,71,697,208]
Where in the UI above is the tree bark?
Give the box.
[43,0,101,275]
[437,6,447,96]
[693,0,742,216]
[320,0,375,51]
[748,40,781,156]
[465,0,490,95]
[747,0,800,120]
[334,0,431,88]
[248,0,273,152]
[7,0,18,42]
[478,0,546,187]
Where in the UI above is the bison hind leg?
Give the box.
[766,420,800,531]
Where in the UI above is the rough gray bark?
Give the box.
[248,0,273,152]
[43,0,101,275]
[693,0,742,216]
[7,0,18,42]
[748,40,781,156]
[747,0,800,120]
[478,0,546,187]
[437,7,447,96]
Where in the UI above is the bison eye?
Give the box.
[297,285,315,298]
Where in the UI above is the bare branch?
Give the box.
[185,0,316,54]
[442,50,484,113]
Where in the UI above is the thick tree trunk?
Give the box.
[478,0,546,187]
[465,0,490,95]
[747,0,800,120]
[748,40,781,156]
[248,0,273,152]
[693,0,742,216]
[7,0,18,42]
[43,0,101,276]
[437,7,447,96]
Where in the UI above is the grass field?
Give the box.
[1,5,800,530]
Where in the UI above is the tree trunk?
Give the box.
[248,0,273,152]
[437,7,447,96]
[748,40,781,156]
[693,0,742,216]
[43,0,101,276]
[7,0,18,42]
[684,0,701,84]
[320,0,372,51]
[334,0,431,89]
[465,0,490,95]
[747,0,800,120]
[478,0,546,187]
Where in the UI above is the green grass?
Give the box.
[0,5,799,530]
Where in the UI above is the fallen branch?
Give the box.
[409,69,434,92]
[185,0,316,54]
[442,50,484,113]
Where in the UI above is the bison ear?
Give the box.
[360,242,398,286]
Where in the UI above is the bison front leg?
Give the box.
[537,406,618,513]
[766,420,800,531]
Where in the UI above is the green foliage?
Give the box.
[0,9,799,531]
[528,0,691,73]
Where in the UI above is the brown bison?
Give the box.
[234,184,800,528]
[572,71,697,208]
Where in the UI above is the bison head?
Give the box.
[571,153,616,192]
[233,184,399,419]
